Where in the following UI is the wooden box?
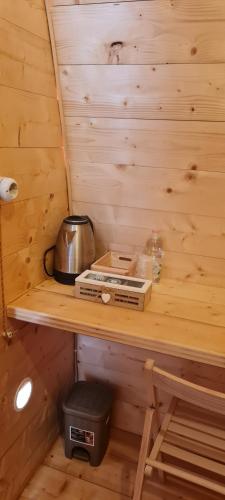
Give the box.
[91,251,137,276]
[75,270,152,311]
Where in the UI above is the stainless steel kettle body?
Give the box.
[54,215,95,285]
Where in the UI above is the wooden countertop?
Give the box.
[7,278,225,368]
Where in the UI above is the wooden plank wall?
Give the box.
[0,0,69,303]
[50,0,225,287]
[0,2,74,499]
[47,1,225,436]
[77,335,225,435]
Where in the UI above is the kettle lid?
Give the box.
[63,215,91,225]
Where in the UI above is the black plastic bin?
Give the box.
[63,381,113,466]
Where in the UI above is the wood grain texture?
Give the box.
[20,432,224,500]
[77,335,189,434]
[0,3,72,500]
[52,2,225,64]
[52,0,225,14]
[0,324,74,500]
[0,148,67,202]
[0,18,55,96]
[60,64,225,121]
[73,201,225,260]
[66,117,225,172]
[70,162,225,218]
[0,0,49,40]
[7,279,225,368]
[49,0,225,289]
[0,86,61,147]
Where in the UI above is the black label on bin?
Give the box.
[70,425,95,447]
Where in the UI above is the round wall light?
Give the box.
[14,378,33,411]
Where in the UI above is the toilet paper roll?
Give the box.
[0,177,18,202]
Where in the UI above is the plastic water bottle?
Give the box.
[150,231,163,283]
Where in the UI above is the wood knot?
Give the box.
[116,163,127,170]
[108,41,124,64]
[191,47,197,56]
[166,187,173,194]
[191,164,197,171]
[110,41,123,49]
[185,172,196,182]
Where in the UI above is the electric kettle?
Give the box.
[44,215,95,285]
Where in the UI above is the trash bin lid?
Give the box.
[63,381,113,422]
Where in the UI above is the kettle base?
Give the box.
[53,269,78,286]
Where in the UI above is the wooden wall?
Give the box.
[77,335,225,435]
[0,0,69,303]
[46,0,225,437]
[0,2,74,499]
[49,0,225,288]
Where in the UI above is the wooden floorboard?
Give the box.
[20,428,224,500]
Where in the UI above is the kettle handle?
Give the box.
[85,215,94,232]
[43,245,55,277]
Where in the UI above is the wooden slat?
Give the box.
[160,251,225,289]
[0,18,55,96]
[133,409,155,499]
[0,0,49,40]
[52,0,225,13]
[60,65,225,121]
[153,367,225,416]
[65,117,225,173]
[70,162,225,219]
[165,432,225,465]
[73,201,225,260]
[168,422,225,451]
[52,2,225,63]
[171,415,225,441]
[160,442,225,478]
[146,460,225,496]
[0,86,61,147]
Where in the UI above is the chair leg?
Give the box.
[133,409,155,500]
[158,453,165,483]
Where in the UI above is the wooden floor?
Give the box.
[20,428,224,500]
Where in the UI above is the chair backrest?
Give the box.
[145,359,225,416]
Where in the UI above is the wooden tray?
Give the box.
[91,251,137,276]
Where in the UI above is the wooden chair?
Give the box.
[133,359,225,499]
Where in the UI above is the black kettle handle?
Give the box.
[43,245,55,277]
[85,215,94,232]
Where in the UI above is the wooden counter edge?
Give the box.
[7,300,225,369]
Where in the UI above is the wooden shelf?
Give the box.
[7,278,225,368]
